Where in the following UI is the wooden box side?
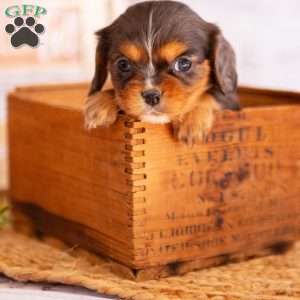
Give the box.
[8,84,300,275]
[131,104,300,268]
[8,89,138,265]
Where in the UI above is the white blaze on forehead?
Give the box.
[144,8,156,85]
[144,78,153,90]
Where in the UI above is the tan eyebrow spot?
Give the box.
[119,42,145,62]
[158,41,188,62]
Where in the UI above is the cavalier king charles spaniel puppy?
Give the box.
[85,0,239,145]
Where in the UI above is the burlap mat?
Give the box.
[0,230,300,300]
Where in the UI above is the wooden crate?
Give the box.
[8,83,300,280]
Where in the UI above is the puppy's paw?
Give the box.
[173,95,219,146]
[173,110,214,146]
[84,89,119,129]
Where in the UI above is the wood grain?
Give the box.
[8,83,300,279]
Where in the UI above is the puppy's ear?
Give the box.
[88,28,110,96]
[212,33,237,94]
[210,32,240,110]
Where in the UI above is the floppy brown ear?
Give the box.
[210,32,240,110]
[88,28,110,96]
[212,32,237,94]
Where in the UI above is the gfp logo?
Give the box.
[4,5,47,48]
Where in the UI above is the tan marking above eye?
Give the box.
[119,42,146,62]
[157,41,188,62]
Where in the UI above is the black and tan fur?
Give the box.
[85,0,240,145]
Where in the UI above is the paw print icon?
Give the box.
[5,17,45,48]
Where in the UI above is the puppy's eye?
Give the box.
[174,57,192,72]
[117,58,132,73]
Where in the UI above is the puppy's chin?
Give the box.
[140,113,171,124]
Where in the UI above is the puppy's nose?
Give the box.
[141,89,161,106]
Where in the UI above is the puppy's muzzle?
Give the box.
[141,89,161,106]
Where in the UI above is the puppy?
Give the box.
[85,0,240,145]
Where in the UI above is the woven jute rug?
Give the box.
[0,230,300,300]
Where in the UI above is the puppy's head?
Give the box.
[89,1,239,124]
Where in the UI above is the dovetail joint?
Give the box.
[124,119,147,231]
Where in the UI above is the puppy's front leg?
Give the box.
[173,94,220,146]
[84,89,119,129]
